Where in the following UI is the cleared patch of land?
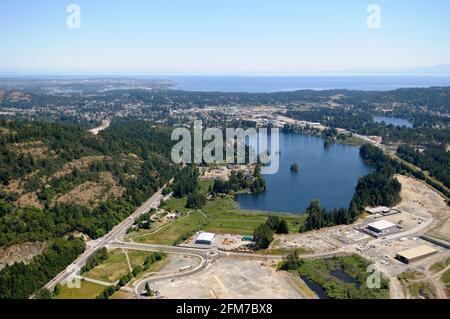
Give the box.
[0,241,44,269]
[395,175,450,242]
[52,156,109,178]
[155,254,201,274]
[53,171,124,208]
[152,258,304,299]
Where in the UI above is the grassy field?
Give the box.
[83,249,161,283]
[429,258,450,274]
[337,135,367,147]
[441,268,450,286]
[110,290,135,299]
[55,281,105,299]
[256,246,312,256]
[407,281,436,299]
[128,250,156,268]
[130,193,305,245]
[83,249,130,283]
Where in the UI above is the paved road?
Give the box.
[43,180,172,292]
[110,240,349,297]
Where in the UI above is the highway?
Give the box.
[43,180,172,292]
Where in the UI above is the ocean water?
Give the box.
[153,75,450,92]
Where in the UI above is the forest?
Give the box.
[0,119,177,298]
[0,119,176,245]
[0,237,85,299]
[397,145,450,189]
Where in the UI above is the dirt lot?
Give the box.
[395,175,450,242]
[152,258,304,299]
[156,254,202,274]
[54,172,124,208]
[0,242,44,269]
[16,192,43,209]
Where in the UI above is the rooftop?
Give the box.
[367,220,397,231]
[196,232,215,242]
[396,245,438,260]
[366,206,390,214]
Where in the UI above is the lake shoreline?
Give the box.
[235,132,375,214]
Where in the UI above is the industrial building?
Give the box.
[366,206,401,216]
[396,245,438,264]
[366,206,390,214]
[195,232,215,245]
[366,220,398,236]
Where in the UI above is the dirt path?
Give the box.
[123,249,133,273]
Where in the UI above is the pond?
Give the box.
[330,269,361,288]
[373,116,413,128]
[300,275,328,299]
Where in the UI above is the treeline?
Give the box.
[397,145,450,189]
[169,166,209,209]
[0,199,134,246]
[172,166,199,198]
[210,167,266,195]
[81,247,109,274]
[301,200,352,231]
[253,216,289,249]
[301,144,402,232]
[0,237,85,299]
[286,109,450,146]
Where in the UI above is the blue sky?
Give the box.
[0,0,449,74]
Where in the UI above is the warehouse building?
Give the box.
[396,245,437,264]
[364,220,399,237]
[195,232,215,245]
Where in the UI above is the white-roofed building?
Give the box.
[195,232,215,245]
[366,206,390,214]
[367,220,397,233]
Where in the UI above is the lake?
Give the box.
[373,116,413,128]
[235,133,374,214]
